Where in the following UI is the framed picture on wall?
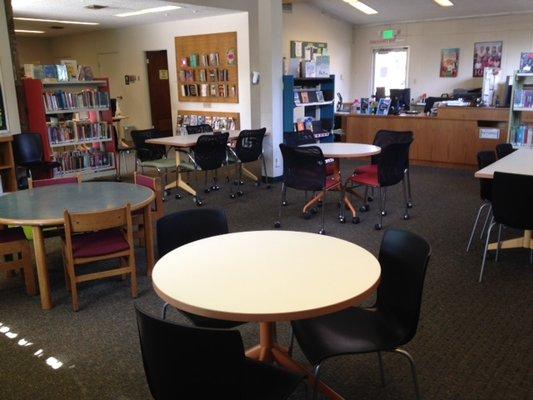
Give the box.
[473,41,502,77]
[440,48,459,78]
[0,69,9,133]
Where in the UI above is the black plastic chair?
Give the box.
[495,143,515,160]
[479,172,533,282]
[13,133,60,187]
[291,229,431,400]
[348,140,413,230]
[186,124,213,135]
[156,208,242,329]
[283,130,316,147]
[229,128,268,197]
[466,151,496,252]
[135,305,305,400]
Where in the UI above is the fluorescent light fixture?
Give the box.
[434,0,454,6]
[342,0,378,15]
[15,29,45,34]
[115,5,181,17]
[14,17,99,26]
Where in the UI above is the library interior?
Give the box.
[0,0,532,399]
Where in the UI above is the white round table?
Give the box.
[152,230,380,399]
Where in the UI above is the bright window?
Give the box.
[372,47,409,96]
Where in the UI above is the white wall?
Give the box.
[16,36,54,65]
[351,13,533,101]
[48,12,251,132]
[283,2,353,99]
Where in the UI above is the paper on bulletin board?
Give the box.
[290,41,328,61]
[479,128,500,140]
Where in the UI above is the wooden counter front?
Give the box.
[341,107,515,168]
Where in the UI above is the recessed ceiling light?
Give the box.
[115,5,181,18]
[434,0,454,6]
[14,17,99,25]
[342,0,378,15]
[15,29,45,34]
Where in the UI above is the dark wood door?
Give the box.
[146,50,172,135]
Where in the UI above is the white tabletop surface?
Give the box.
[475,147,533,179]
[152,230,381,322]
[146,130,241,148]
[302,142,381,158]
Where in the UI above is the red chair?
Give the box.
[0,227,36,296]
[347,140,413,230]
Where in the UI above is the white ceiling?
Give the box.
[309,0,533,26]
[12,0,238,37]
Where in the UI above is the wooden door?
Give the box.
[146,50,172,135]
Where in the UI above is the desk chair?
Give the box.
[479,172,533,282]
[495,143,515,160]
[13,133,60,188]
[0,227,36,296]
[291,229,431,400]
[135,305,305,400]
[185,124,213,135]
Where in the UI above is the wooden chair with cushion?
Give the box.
[133,172,163,248]
[62,204,136,311]
[0,227,36,296]
[28,174,81,189]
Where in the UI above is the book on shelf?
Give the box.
[180,57,188,68]
[178,70,186,82]
[513,89,533,109]
[198,69,207,82]
[307,91,318,103]
[54,149,114,173]
[208,69,218,82]
[315,55,330,77]
[200,54,209,67]
[43,89,109,112]
[48,121,111,145]
[301,60,316,78]
[301,91,309,103]
[76,65,94,81]
[209,84,217,97]
[218,84,227,97]
[60,60,78,79]
[316,90,324,103]
[360,98,370,114]
[176,113,236,134]
[208,53,220,67]
[33,65,45,80]
[190,54,199,68]
[200,84,208,97]
[513,124,533,146]
[56,65,69,82]
[229,84,237,97]
[43,65,58,81]
[294,92,301,105]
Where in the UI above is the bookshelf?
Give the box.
[176,110,240,134]
[508,72,533,147]
[282,75,335,143]
[0,135,17,193]
[175,32,239,104]
[23,78,117,178]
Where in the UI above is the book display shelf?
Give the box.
[176,110,240,134]
[23,78,116,178]
[175,32,239,103]
[0,135,17,193]
[283,75,335,144]
[508,72,533,147]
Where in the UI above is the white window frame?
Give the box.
[371,46,410,97]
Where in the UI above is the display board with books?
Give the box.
[175,32,239,103]
[508,72,533,147]
[176,110,240,134]
[23,78,116,178]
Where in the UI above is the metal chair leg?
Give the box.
[467,202,490,252]
[480,205,492,239]
[319,188,326,235]
[393,348,420,400]
[312,363,323,400]
[375,187,384,230]
[479,218,496,283]
[161,303,169,319]
[236,164,243,196]
[406,168,413,207]
[402,177,410,220]
[495,224,503,262]
[274,183,286,228]
[288,327,295,357]
[261,154,271,188]
[377,351,386,387]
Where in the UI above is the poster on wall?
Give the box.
[290,41,328,61]
[0,70,8,133]
[473,41,502,77]
[519,52,533,72]
[440,48,459,77]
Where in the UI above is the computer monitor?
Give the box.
[389,88,411,114]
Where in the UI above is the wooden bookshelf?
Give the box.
[0,135,17,192]
[175,32,239,104]
[176,110,240,133]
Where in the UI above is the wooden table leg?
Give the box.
[143,206,155,277]
[162,150,197,196]
[242,166,258,182]
[32,226,52,310]
[488,229,533,251]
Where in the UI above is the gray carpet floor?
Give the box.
[0,161,532,400]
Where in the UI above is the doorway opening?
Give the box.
[146,50,172,135]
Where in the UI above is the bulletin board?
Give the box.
[290,41,328,61]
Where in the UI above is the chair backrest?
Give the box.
[371,130,413,165]
[477,151,496,202]
[13,133,45,165]
[376,140,413,187]
[193,132,229,171]
[134,173,164,220]
[235,128,266,163]
[28,175,81,189]
[135,304,246,399]
[186,124,213,135]
[130,129,169,162]
[283,130,316,147]
[156,208,228,258]
[279,143,326,192]
[492,172,533,230]
[376,229,431,345]
[495,143,515,159]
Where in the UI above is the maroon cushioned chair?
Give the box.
[0,227,36,296]
[28,175,81,189]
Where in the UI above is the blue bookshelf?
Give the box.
[283,75,335,144]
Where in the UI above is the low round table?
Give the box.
[152,230,381,400]
[0,182,155,310]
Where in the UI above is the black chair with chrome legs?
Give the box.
[291,229,431,400]
[479,172,533,282]
[466,151,496,252]
[495,143,515,159]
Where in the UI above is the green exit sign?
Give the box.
[382,29,395,40]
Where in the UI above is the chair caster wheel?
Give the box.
[274,221,281,228]
[194,197,203,206]
[303,211,311,220]
[204,188,210,194]
[254,181,260,187]
[360,205,369,212]
[230,193,236,199]
[407,202,413,209]
[367,196,373,202]
[310,207,318,215]
[380,210,387,216]
[352,217,360,224]
[237,191,244,197]
[374,223,382,230]
[339,216,346,223]
[318,229,326,235]
[266,185,272,189]
[175,193,181,199]
[282,201,288,206]
[403,213,410,220]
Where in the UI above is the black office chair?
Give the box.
[347,140,413,230]
[291,229,431,400]
[495,143,515,159]
[466,151,496,252]
[229,128,268,198]
[156,208,242,329]
[13,133,60,187]
[135,305,305,400]
[283,130,316,147]
[479,172,533,282]
[186,124,213,135]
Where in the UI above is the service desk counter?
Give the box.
[339,107,531,168]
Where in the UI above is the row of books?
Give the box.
[285,56,330,78]
[180,53,221,68]
[48,122,111,145]
[24,62,93,82]
[43,89,109,112]
[53,149,114,173]
[180,83,237,98]
[179,68,231,83]
[176,114,237,133]
[294,90,325,105]
[511,124,533,146]
[513,89,533,109]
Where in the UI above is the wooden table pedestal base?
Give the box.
[487,230,533,251]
